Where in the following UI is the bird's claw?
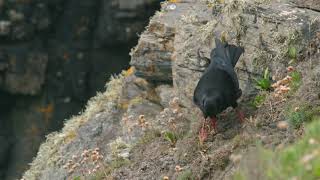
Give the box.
[199,121,208,144]
[199,117,218,144]
[209,117,217,131]
[236,109,245,123]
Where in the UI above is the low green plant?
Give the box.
[255,68,272,91]
[287,106,320,128]
[233,118,320,180]
[164,131,177,146]
[138,129,161,145]
[288,46,297,59]
[109,157,130,169]
[177,170,194,180]
[251,94,266,108]
[289,71,302,91]
[91,157,130,180]
[288,110,306,128]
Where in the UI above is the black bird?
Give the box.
[193,38,244,141]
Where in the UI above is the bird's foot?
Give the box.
[199,121,208,144]
[208,116,217,132]
[236,109,245,123]
[199,117,218,144]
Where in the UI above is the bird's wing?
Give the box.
[211,57,240,91]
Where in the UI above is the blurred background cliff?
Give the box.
[0,0,160,179]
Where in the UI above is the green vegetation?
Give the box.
[110,138,129,158]
[234,118,320,180]
[177,170,195,180]
[287,106,320,128]
[289,71,302,92]
[251,94,267,108]
[255,68,272,91]
[138,129,161,145]
[109,157,131,170]
[164,131,178,146]
[288,46,297,59]
[288,110,306,128]
[91,157,130,180]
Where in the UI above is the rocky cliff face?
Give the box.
[23,0,320,179]
[0,0,159,179]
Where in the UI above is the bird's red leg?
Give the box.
[199,116,218,143]
[199,119,208,143]
[208,116,217,132]
[236,108,245,123]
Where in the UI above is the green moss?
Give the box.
[233,118,320,180]
[177,170,195,180]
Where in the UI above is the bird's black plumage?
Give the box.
[193,38,244,119]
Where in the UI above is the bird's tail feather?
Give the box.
[213,38,244,67]
[227,44,244,67]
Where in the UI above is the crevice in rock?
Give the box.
[295,6,320,13]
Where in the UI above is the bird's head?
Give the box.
[202,93,222,118]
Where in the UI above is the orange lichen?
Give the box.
[37,103,54,125]
[169,0,180,3]
[122,66,135,77]
[118,101,129,110]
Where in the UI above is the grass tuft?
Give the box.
[251,94,267,108]
[288,46,297,60]
[233,118,320,180]
[177,170,194,180]
[289,71,302,92]
[287,105,320,128]
[164,131,178,146]
[255,68,272,91]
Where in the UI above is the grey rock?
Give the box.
[94,0,159,47]
[1,0,161,179]
[22,0,320,180]
[295,0,320,12]
[22,75,164,180]
[155,84,175,107]
[1,50,48,95]
[0,136,10,167]
[0,21,11,36]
